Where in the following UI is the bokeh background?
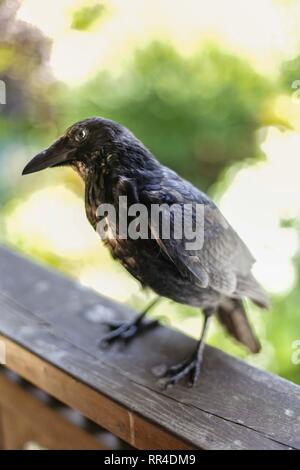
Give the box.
[1,0,300,383]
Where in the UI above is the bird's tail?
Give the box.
[236,273,270,309]
[217,298,261,353]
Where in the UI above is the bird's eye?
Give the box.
[74,128,88,143]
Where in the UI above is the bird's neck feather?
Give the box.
[81,141,160,227]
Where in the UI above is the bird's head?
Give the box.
[22,117,128,177]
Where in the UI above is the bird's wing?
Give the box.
[139,168,255,295]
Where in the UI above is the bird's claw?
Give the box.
[99,317,160,348]
[154,355,201,389]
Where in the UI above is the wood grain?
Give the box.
[0,246,299,450]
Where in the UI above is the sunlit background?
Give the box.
[1,0,300,383]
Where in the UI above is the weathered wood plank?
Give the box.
[0,374,108,450]
[0,246,299,449]
[0,338,192,450]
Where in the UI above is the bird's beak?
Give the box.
[22,137,74,175]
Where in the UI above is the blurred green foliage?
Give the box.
[71,2,105,31]
[280,53,300,91]
[263,229,300,383]
[61,42,278,191]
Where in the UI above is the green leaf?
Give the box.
[71,3,105,31]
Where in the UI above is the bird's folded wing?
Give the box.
[140,182,256,296]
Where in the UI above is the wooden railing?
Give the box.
[0,246,299,450]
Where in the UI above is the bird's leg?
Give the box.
[156,309,213,388]
[99,297,161,347]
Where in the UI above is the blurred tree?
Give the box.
[0,0,55,122]
[63,42,278,191]
[0,0,58,205]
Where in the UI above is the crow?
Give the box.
[22,117,269,387]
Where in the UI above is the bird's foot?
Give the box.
[153,353,202,388]
[99,317,160,348]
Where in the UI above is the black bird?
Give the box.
[22,117,269,387]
